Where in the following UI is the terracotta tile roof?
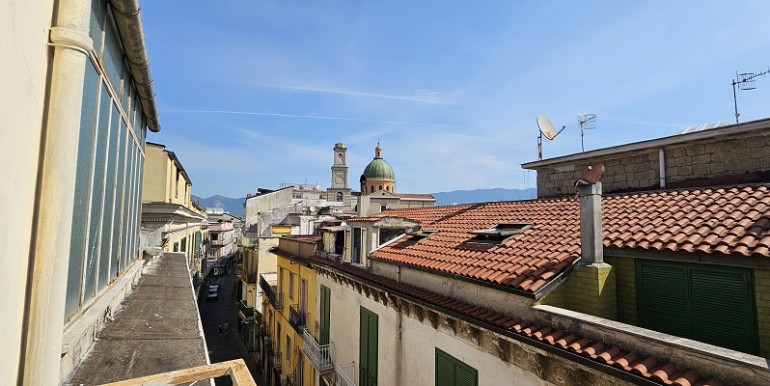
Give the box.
[298,254,724,386]
[365,184,770,293]
[396,192,436,200]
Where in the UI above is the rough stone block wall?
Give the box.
[534,131,770,197]
[555,264,617,320]
[536,151,659,197]
[755,269,770,357]
[604,256,636,325]
[665,135,770,184]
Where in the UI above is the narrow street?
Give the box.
[198,264,266,386]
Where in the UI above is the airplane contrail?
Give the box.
[161,109,464,128]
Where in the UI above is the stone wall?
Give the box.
[532,130,770,197]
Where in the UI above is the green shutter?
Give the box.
[637,260,758,355]
[636,262,691,337]
[435,349,477,386]
[690,267,757,354]
[320,286,330,345]
[360,307,378,386]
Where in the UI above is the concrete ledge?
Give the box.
[60,257,145,381]
[533,304,770,385]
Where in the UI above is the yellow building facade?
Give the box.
[141,142,207,280]
[262,236,321,386]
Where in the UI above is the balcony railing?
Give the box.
[302,329,333,372]
[289,305,306,332]
[335,363,356,386]
[272,351,282,371]
[259,276,283,309]
[238,300,254,322]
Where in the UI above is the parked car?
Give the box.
[206,287,218,300]
[209,281,220,291]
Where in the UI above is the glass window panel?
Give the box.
[110,121,128,280]
[84,82,112,302]
[97,103,120,291]
[122,74,131,113]
[89,0,105,55]
[102,14,123,97]
[122,144,136,270]
[133,153,145,262]
[66,62,100,317]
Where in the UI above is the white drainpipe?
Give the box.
[659,148,666,189]
[23,0,91,383]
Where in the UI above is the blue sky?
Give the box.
[141,0,770,198]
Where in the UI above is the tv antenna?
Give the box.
[536,114,565,160]
[577,113,597,152]
[732,67,770,123]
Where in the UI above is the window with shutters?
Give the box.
[320,286,331,345]
[636,260,758,355]
[435,348,478,386]
[359,307,378,386]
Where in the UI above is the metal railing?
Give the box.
[289,305,306,332]
[272,351,282,371]
[238,300,254,321]
[100,359,256,385]
[302,329,334,372]
[335,363,356,386]
[259,276,283,309]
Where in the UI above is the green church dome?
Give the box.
[361,145,395,180]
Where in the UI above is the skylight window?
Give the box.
[466,223,532,244]
[408,229,437,241]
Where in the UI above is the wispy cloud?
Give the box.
[160,108,463,128]
[254,84,456,105]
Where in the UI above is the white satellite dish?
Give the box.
[535,114,566,160]
[537,115,558,140]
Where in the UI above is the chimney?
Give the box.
[575,164,605,264]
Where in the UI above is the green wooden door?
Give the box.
[359,307,378,386]
[320,286,331,345]
[636,260,758,354]
[435,348,478,386]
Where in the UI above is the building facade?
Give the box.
[2,0,162,384]
[140,142,207,282]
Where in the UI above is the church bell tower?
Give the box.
[328,143,351,206]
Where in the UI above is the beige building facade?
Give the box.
[1,0,161,384]
[140,142,207,281]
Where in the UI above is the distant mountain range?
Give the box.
[193,188,536,217]
[192,195,246,217]
[432,188,536,206]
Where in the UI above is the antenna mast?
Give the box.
[577,113,597,152]
[732,67,770,123]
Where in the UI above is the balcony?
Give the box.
[289,305,306,332]
[238,300,254,322]
[335,363,356,386]
[243,272,256,284]
[272,351,282,371]
[302,329,333,373]
[259,275,283,309]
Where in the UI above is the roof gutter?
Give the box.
[109,0,160,132]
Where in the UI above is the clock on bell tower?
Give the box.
[331,143,348,189]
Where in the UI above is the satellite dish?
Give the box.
[537,115,558,140]
[535,114,566,160]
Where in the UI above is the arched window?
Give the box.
[336,192,343,202]
[370,186,374,193]
[379,185,383,191]
[386,185,390,192]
